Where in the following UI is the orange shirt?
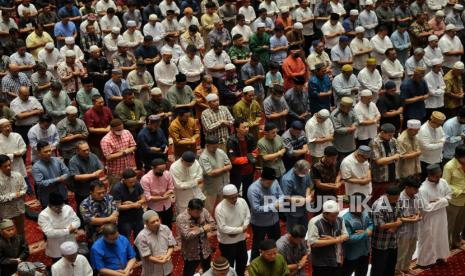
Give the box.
[282,55,307,91]
[193,83,219,119]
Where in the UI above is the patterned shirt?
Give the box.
[397,190,421,238]
[397,130,421,178]
[176,208,215,261]
[227,45,250,64]
[369,136,400,183]
[444,70,463,109]
[201,106,234,145]
[0,171,27,219]
[311,159,338,197]
[371,195,400,250]
[100,130,136,175]
[80,194,117,239]
[57,60,85,94]
[57,117,89,160]
[409,21,432,48]
[1,72,31,99]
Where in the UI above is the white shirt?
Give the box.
[305,115,334,158]
[0,132,27,176]
[238,6,256,23]
[17,3,37,17]
[354,101,380,140]
[424,70,445,108]
[340,152,372,196]
[350,37,372,70]
[154,61,178,94]
[423,45,443,71]
[370,35,393,65]
[358,10,378,38]
[96,0,117,14]
[59,45,85,61]
[79,20,101,36]
[178,54,205,82]
[143,22,166,50]
[417,122,445,164]
[123,30,144,48]
[438,34,464,68]
[103,34,123,59]
[169,159,205,213]
[357,67,383,96]
[159,0,180,17]
[294,7,314,36]
[10,96,43,126]
[203,49,231,78]
[215,198,251,244]
[329,1,346,16]
[161,44,184,64]
[231,24,253,42]
[99,15,122,32]
[381,58,404,91]
[321,21,345,49]
[259,1,280,17]
[179,16,200,33]
[38,49,63,73]
[51,255,93,276]
[38,205,81,258]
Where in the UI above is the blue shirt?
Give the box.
[270,35,288,65]
[400,79,428,121]
[68,153,104,197]
[390,30,411,51]
[180,0,200,14]
[134,45,159,60]
[443,116,465,159]
[342,210,373,260]
[54,21,77,48]
[281,168,313,217]
[31,157,70,206]
[309,74,332,114]
[57,6,81,19]
[247,178,284,227]
[104,79,129,110]
[136,127,168,165]
[91,235,136,271]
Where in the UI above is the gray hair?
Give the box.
[294,159,310,172]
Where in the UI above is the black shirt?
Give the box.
[110,182,144,222]
[377,93,403,131]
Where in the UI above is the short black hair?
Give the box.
[206,2,216,8]
[102,223,118,236]
[186,44,197,53]
[212,42,223,49]
[232,33,243,41]
[289,225,306,238]
[259,239,276,250]
[400,175,421,189]
[234,118,248,129]
[264,121,277,132]
[272,85,284,95]
[187,198,204,210]
[48,192,65,206]
[455,145,465,159]
[50,81,62,91]
[122,89,134,97]
[110,118,123,128]
[122,169,137,179]
[188,24,199,33]
[0,154,10,166]
[36,140,49,152]
[90,180,105,192]
[39,114,53,123]
[92,94,103,101]
[81,77,93,84]
[458,108,465,120]
[386,185,401,196]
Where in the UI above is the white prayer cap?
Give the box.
[317,109,330,119]
[355,26,365,33]
[225,63,236,71]
[65,106,78,114]
[149,14,158,21]
[151,87,162,95]
[407,119,421,129]
[436,10,445,17]
[454,3,463,10]
[365,0,374,5]
[223,184,238,196]
[60,241,78,255]
[360,89,372,97]
[65,50,75,57]
[414,48,424,55]
[454,61,465,70]
[350,9,359,16]
[65,36,75,44]
[45,42,54,50]
[446,23,456,31]
[243,86,254,93]
[117,40,128,47]
[89,45,100,52]
[205,93,219,102]
[293,22,303,29]
[0,118,10,125]
[161,48,172,55]
[428,34,438,41]
[127,20,136,27]
[111,26,120,34]
[280,6,289,13]
[431,58,442,66]
[323,200,340,213]
[256,22,266,28]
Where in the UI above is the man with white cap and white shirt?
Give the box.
[143,14,166,51]
[423,35,443,72]
[56,105,89,164]
[123,20,144,52]
[418,111,446,178]
[154,48,178,97]
[381,48,404,92]
[340,145,372,196]
[439,24,464,70]
[397,119,422,178]
[215,184,250,276]
[0,119,27,179]
[354,89,381,146]
[60,37,85,62]
[350,26,372,72]
[307,200,348,275]
[424,59,445,118]
[358,1,378,38]
[51,241,93,275]
[38,42,63,79]
[305,109,334,164]
[371,26,393,66]
[103,26,123,60]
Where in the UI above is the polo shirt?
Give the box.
[83,106,113,147]
[68,153,104,197]
[110,182,144,223]
[91,235,136,271]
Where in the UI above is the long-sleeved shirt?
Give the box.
[332,73,360,103]
[42,90,72,123]
[0,171,26,219]
[342,210,373,260]
[0,132,26,176]
[38,205,80,258]
[423,45,443,71]
[177,55,205,83]
[358,10,378,38]
[357,67,382,97]
[443,117,465,160]
[247,179,284,227]
[370,34,393,65]
[350,37,372,70]
[424,70,445,109]
[51,254,93,276]
[0,235,29,276]
[169,158,205,213]
[381,58,404,92]
[215,197,250,244]
[443,158,465,206]
[405,57,426,78]
[417,122,445,164]
[31,157,70,206]
[143,22,165,50]
[27,123,60,163]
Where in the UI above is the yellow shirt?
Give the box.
[443,158,465,206]
[169,117,200,158]
[233,99,262,139]
[25,31,54,60]
[444,70,463,109]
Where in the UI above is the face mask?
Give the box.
[155,171,164,176]
[165,60,171,65]
[293,53,300,58]
[113,130,123,136]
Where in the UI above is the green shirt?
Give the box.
[258,135,286,177]
[76,87,101,116]
[228,45,251,62]
[248,254,290,276]
[249,32,270,70]
[114,99,147,129]
[166,85,194,107]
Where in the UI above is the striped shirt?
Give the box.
[201,106,234,145]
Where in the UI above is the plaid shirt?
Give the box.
[371,195,400,250]
[80,194,117,240]
[201,106,234,145]
[369,135,400,183]
[100,129,136,175]
[1,72,31,98]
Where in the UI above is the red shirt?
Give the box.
[101,130,136,174]
[84,106,113,147]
